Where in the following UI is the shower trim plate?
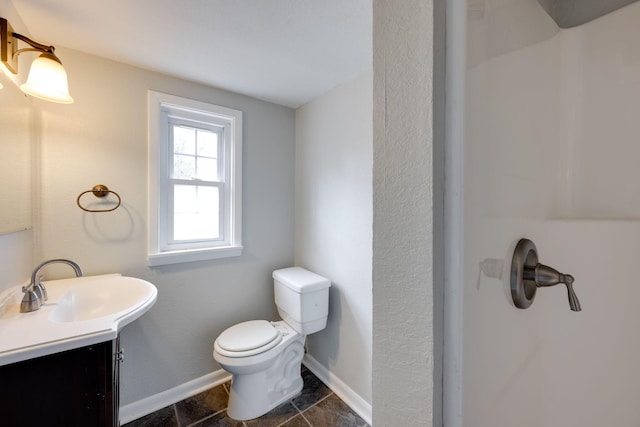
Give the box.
[510,238,539,309]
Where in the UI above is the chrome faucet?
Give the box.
[20,259,83,313]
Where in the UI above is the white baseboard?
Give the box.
[119,370,232,424]
[120,359,372,426]
[302,354,372,426]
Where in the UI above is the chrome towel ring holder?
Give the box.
[77,184,121,212]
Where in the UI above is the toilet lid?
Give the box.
[217,320,281,353]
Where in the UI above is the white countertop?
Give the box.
[0,274,157,366]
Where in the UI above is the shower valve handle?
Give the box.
[524,263,581,312]
[510,239,582,312]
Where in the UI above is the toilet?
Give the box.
[213,267,331,420]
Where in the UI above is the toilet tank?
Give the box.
[273,267,330,335]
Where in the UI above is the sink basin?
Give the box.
[0,273,157,367]
[49,276,156,323]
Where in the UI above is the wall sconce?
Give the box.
[0,17,73,103]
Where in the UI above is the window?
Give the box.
[148,91,242,266]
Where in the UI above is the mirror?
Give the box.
[0,71,32,234]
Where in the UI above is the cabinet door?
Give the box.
[0,340,116,427]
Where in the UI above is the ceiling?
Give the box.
[10,0,372,108]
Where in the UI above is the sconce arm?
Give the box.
[1,17,60,74]
[12,32,55,55]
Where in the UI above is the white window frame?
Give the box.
[148,91,242,266]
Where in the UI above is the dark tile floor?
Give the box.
[123,366,370,427]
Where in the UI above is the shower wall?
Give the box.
[450,0,640,426]
[557,4,640,218]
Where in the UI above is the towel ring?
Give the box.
[77,185,121,212]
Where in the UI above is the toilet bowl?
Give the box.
[213,267,330,421]
[214,321,305,420]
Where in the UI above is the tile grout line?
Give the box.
[301,391,334,413]
[274,404,306,427]
[185,408,227,427]
[289,391,335,426]
[298,411,314,427]
[172,404,181,427]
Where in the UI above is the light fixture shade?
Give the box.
[20,53,73,104]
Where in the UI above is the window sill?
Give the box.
[147,245,243,267]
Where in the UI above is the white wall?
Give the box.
[452,1,640,426]
[30,47,295,405]
[372,1,435,425]
[294,71,373,407]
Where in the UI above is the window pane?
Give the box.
[173,154,195,179]
[197,130,218,158]
[196,157,218,181]
[173,126,195,154]
[173,185,220,241]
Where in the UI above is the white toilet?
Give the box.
[213,267,331,420]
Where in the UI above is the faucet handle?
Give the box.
[528,264,581,312]
[563,275,581,312]
[33,282,49,305]
[34,275,48,302]
[22,274,48,302]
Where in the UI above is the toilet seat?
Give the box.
[215,320,282,357]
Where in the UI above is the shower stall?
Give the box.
[445,0,640,426]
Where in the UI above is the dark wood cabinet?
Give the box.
[0,339,120,427]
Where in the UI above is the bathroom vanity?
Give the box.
[0,338,121,426]
[0,274,157,426]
